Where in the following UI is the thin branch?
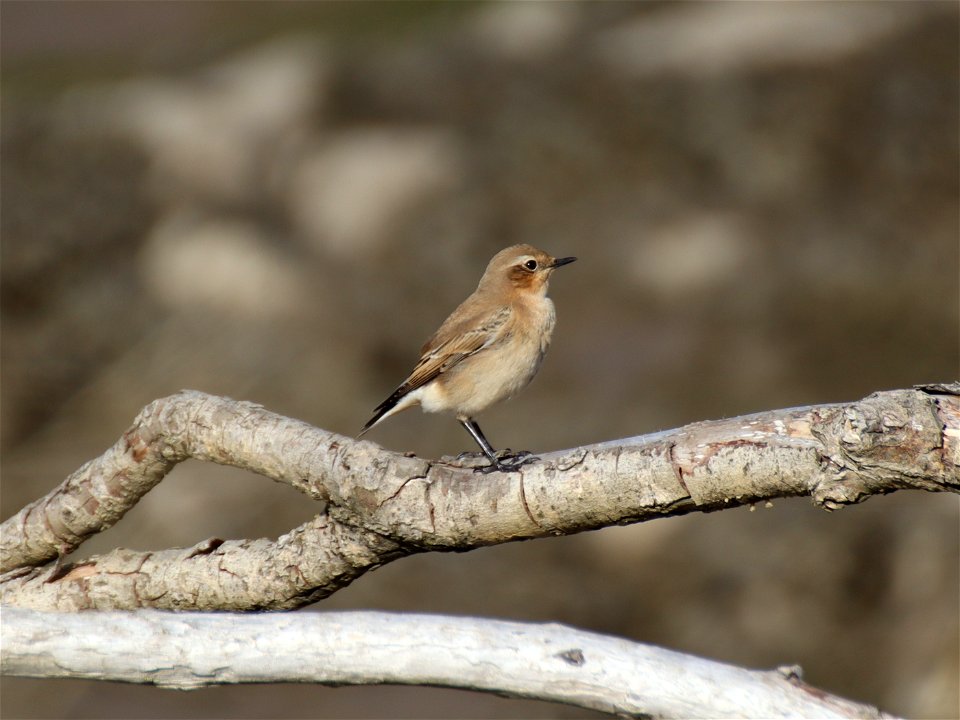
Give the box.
[0,608,894,720]
[1,385,957,611]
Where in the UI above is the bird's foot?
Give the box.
[474,452,540,474]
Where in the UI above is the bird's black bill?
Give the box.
[551,256,577,268]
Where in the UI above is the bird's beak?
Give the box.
[551,256,577,268]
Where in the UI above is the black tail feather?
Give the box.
[358,386,407,436]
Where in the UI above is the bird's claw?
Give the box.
[474,453,540,474]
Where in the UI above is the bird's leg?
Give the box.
[458,418,538,473]
[459,418,499,464]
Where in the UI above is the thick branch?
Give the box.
[0,608,893,719]
[2,385,957,610]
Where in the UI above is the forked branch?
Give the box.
[1,384,957,611]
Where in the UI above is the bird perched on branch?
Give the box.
[360,244,576,473]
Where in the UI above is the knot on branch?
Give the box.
[812,388,958,509]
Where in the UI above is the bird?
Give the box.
[359,244,576,473]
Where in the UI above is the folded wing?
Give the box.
[359,305,511,435]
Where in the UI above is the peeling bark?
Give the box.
[1,385,957,611]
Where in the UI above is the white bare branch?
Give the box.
[0,607,895,719]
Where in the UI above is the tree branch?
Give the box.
[2,385,957,611]
[0,607,895,719]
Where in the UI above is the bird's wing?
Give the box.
[359,302,511,436]
[401,304,511,394]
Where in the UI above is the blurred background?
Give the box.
[2,2,958,718]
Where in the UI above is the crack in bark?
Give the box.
[557,450,588,471]
[378,472,430,509]
[667,441,692,498]
[518,472,542,530]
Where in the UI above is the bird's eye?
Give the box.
[523,259,538,271]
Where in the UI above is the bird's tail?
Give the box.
[358,387,408,437]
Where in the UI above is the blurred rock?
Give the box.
[61,37,328,203]
[470,1,579,62]
[140,213,306,317]
[597,2,919,77]
[629,213,751,299]
[289,127,465,260]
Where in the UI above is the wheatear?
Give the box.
[360,244,576,473]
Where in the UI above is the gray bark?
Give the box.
[1,385,957,611]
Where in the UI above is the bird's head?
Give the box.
[479,244,577,297]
